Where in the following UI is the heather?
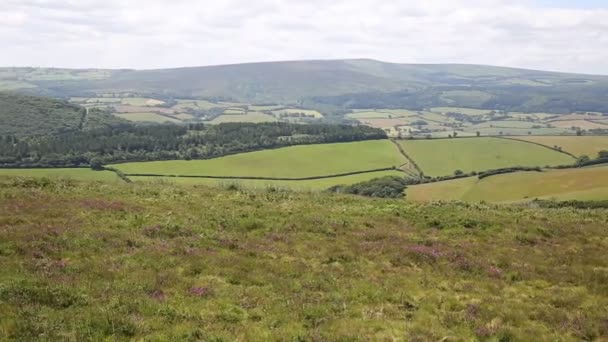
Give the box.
[0,178,607,340]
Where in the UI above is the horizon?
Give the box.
[2,0,608,74]
[3,58,608,76]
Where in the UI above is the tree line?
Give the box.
[0,122,387,168]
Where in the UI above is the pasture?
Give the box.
[430,107,492,116]
[406,166,608,203]
[131,170,405,190]
[398,137,574,177]
[549,120,608,130]
[111,140,405,179]
[0,168,119,182]
[514,136,608,158]
[209,112,277,124]
[114,113,181,123]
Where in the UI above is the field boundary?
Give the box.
[390,139,423,178]
[123,167,399,181]
[497,136,578,159]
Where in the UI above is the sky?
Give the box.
[1,0,608,74]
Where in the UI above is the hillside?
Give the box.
[0,92,127,136]
[3,60,608,113]
[1,178,607,340]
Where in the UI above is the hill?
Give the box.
[0,92,127,136]
[3,60,608,113]
[1,178,607,340]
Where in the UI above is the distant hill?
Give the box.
[0,92,127,136]
[2,59,608,113]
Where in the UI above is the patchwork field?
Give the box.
[398,137,574,177]
[209,113,277,124]
[131,170,405,190]
[513,136,608,158]
[114,113,181,123]
[549,120,608,130]
[112,140,405,179]
[0,168,119,181]
[430,107,492,116]
[407,166,608,203]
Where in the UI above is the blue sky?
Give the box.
[1,0,608,74]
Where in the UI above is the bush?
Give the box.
[327,176,409,198]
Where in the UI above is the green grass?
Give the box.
[274,108,324,118]
[131,170,405,190]
[430,107,492,116]
[398,137,574,177]
[209,113,277,124]
[1,178,608,340]
[112,140,405,178]
[121,98,165,106]
[0,168,119,182]
[514,136,608,158]
[469,120,547,129]
[406,166,608,203]
[468,127,568,136]
[114,112,181,123]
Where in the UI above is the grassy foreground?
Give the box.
[1,178,608,340]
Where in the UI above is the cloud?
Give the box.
[0,0,607,74]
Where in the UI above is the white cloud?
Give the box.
[1,0,607,74]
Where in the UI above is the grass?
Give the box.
[111,140,405,178]
[513,136,608,158]
[274,109,324,118]
[0,168,119,182]
[549,120,608,130]
[406,166,608,203]
[121,98,165,106]
[1,178,608,340]
[430,107,492,116]
[398,137,574,177]
[209,113,277,124]
[131,170,405,190]
[114,113,182,123]
[469,120,547,129]
[468,127,567,136]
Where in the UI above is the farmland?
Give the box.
[130,170,405,190]
[514,136,608,158]
[397,137,574,177]
[111,140,405,179]
[406,166,608,203]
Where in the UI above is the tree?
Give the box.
[454,169,464,176]
[453,131,458,138]
[577,155,590,165]
[89,157,104,171]
[598,150,608,159]
[476,131,480,137]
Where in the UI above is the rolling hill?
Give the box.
[0,92,127,136]
[3,60,608,113]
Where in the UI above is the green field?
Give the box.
[468,120,547,129]
[209,113,277,124]
[0,168,119,181]
[112,140,405,178]
[467,127,567,136]
[430,107,492,116]
[514,136,608,158]
[131,170,405,190]
[115,112,181,123]
[398,137,574,177]
[407,166,608,203]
